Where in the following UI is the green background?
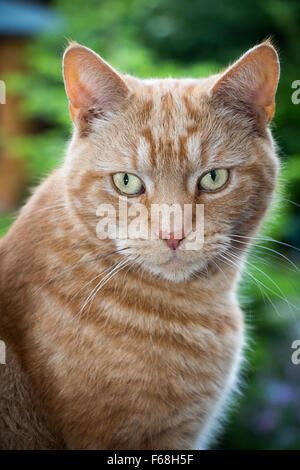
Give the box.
[1,0,300,449]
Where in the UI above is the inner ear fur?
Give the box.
[210,41,280,131]
[63,42,129,133]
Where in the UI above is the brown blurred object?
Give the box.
[0,0,60,212]
[0,36,27,212]
[0,154,26,211]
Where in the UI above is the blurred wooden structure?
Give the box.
[0,35,27,211]
[0,0,59,211]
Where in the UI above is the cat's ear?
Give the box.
[63,42,129,132]
[210,41,280,131]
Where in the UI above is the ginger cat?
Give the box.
[0,41,279,449]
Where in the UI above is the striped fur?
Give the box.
[0,42,279,449]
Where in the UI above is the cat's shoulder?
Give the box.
[0,343,64,449]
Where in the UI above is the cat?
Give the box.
[0,40,279,450]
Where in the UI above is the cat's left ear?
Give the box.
[63,42,129,132]
[210,41,280,131]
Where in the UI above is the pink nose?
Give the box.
[162,232,184,250]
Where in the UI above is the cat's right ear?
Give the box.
[209,41,280,132]
[63,42,129,132]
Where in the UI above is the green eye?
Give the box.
[198,169,229,192]
[112,173,144,195]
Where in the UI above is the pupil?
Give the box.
[210,170,217,181]
[124,173,129,185]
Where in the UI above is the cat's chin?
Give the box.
[144,258,206,283]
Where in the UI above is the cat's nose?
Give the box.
[161,231,184,250]
[165,237,182,250]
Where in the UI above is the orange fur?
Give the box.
[0,42,279,449]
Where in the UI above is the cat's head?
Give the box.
[63,41,279,282]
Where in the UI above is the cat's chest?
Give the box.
[30,296,243,448]
[46,300,242,400]
[38,291,242,386]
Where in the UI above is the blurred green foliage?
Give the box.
[1,0,300,449]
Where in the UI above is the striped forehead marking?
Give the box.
[136,126,203,169]
[134,87,206,168]
[186,130,202,164]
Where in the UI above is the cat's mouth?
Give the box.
[143,251,208,282]
[161,251,196,269]
[163,252,182,265]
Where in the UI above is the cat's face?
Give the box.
[63,42,279,282]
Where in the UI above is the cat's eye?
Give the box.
[198,169,229,192]
[112,172,145,196]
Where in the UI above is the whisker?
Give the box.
[34,248,128,294]
[68,259,125,306]
[210,258,229,283]
[230,233,300,254]
[223,249,299,314]
[23,203,66,217]
[281,197,300,209]
[78,256,131,318]
[229,237,300,274]
[85,258,134,319]
[217,252,281,317]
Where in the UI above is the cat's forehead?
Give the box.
[94,76,254,177]
[119,76,247,174]
[130,76,214,130]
